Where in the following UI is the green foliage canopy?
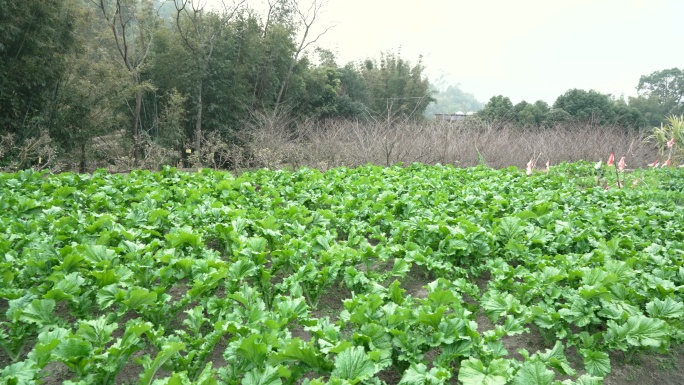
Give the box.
[0,0,76,139]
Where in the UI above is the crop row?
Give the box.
[1,163,683,384]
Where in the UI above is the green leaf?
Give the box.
[538,266,564,284]
[315,235,332,252]
[332,347,376,383]
[162,362,216,385]
[512,361,554,385]
[645,297,684,319]
[481,292,522,321]
[270,338,331,372]
[118,320,153,352]
[195,363,219,385]
[606,315,669,348]
[417,307,445,329]
[139,342,185,385]
[53,337,93,363]
[44,272,86,301]
[597,301,640,320]
[149,208,170,223]
[356,323,393,364]
[123,288,157,311]
[535,341,576,376]
[228,259,257,282]
[91,268,120,287]
[165,228,203,249]
[580,349,611,377]
[486,341,508,359]
[237,335,268,368]
[442,340,472,358]
[275,296,308,323]
[558,298,594,327]
[398,363,450,385]
[501,315,527,336]
[426,289,459,308]
[458,357,509,385]
[96,284,124,309]
[328,341,353,355]
[76,316,118,347]
[497,216,524,242]
[243,237,268,255]
[187,268,228,300]
[6,295,35,321]
[182,306,206,333]
[578,285,611,301]
[27,327,70,367]
[20,299,57,327]
[80,244,117,264]
[244,365,282,385]
[1,361,40,385]
[388,280,405,304]
[390,259,411,277]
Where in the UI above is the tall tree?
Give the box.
[515,100,549,127]
[287,49,341,118]
[553,89,644,128]
[200,11,276,134]
[95,0,160,163]
[360,52,434,120]
[477,95,514,122]
[553,89,616,125]
[49,2,129,171]
[335,63,371,119]
[612,97,647,129]
[0,0,76,140]
[251,0,294,107]
[173,0,245,154]
[274,0,333,110]
[628,94,669,127]
[636,67,684,120]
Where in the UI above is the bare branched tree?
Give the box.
[274,0,334,110]
[252,0,289,103]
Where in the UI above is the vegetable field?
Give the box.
[1,163,683,385]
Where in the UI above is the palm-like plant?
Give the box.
[645,115,684,167]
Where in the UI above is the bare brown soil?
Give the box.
[310,282,352,322]
[604,345,684,385]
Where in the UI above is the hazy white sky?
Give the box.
[305,0,684,104]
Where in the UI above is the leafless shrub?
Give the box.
[90,130,128,166]
[0,131,56,172]
[221,143,247,171]
[0,133,16,161]
[70,113,656,173]
[246,118,656,171]
[241,108,306,169]
[187,131,239,169]
[87,130,181,172]
[296,120,348,170]
[462,121,654,169]
[140,141,180,170]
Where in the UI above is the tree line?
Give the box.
[476,68,684,129]
[0,0,434,171]
[3,1,682,172]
